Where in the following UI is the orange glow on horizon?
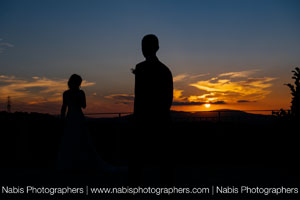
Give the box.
[0,70,292,115]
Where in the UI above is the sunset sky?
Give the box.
[1,0,300,114]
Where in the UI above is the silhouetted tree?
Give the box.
[285,67,300,119]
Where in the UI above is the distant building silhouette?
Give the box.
[7,96,11,113]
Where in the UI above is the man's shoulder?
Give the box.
[63,90,70,95]
[136,61,147,68]
[157,61,172,75]
[135,59,172,76]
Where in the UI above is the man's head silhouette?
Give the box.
[142,34,159,58]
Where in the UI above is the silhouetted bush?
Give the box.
[286,67,300,119]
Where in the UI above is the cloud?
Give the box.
[173,73,209,82]
[190,77,276,102]
[237,100,251,103]
[173,74,189,82]
[173,70,276,106]
[173,89,186,101]
[173,100,226,106]
[218,70,260,78]
[190,73,210,79]
[212,101,227,104]
[173,101,205,106]
[0,75,95,108]
[0,39,14,54]
[105,94,134,104]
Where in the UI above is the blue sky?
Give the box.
[1,0,300,113]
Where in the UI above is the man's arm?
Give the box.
[166,69,173,110]
[133,65,140,115]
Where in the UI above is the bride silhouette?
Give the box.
[56,74,112,171]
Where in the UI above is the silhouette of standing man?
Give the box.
[129,34,173,186]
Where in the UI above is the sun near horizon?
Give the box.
[204,104,211,108]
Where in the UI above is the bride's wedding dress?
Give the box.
[56,89,116,171]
